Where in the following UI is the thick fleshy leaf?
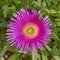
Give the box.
[8,53,20,60]
[45,46,60,60]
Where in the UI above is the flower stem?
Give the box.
[32,51,37,60]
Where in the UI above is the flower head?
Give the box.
[6,9,51,53]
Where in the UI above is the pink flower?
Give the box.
[6,9,51,53]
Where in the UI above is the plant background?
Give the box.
[0,0,60,60]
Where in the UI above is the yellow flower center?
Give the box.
[23,23,39,39]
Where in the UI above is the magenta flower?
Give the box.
[6,9,51,53]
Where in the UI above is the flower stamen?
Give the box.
[23,23,39,39]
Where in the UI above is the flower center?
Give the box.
[23,23,39,39]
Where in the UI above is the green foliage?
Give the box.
[0,0,60,60]
[8,53,20,60]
